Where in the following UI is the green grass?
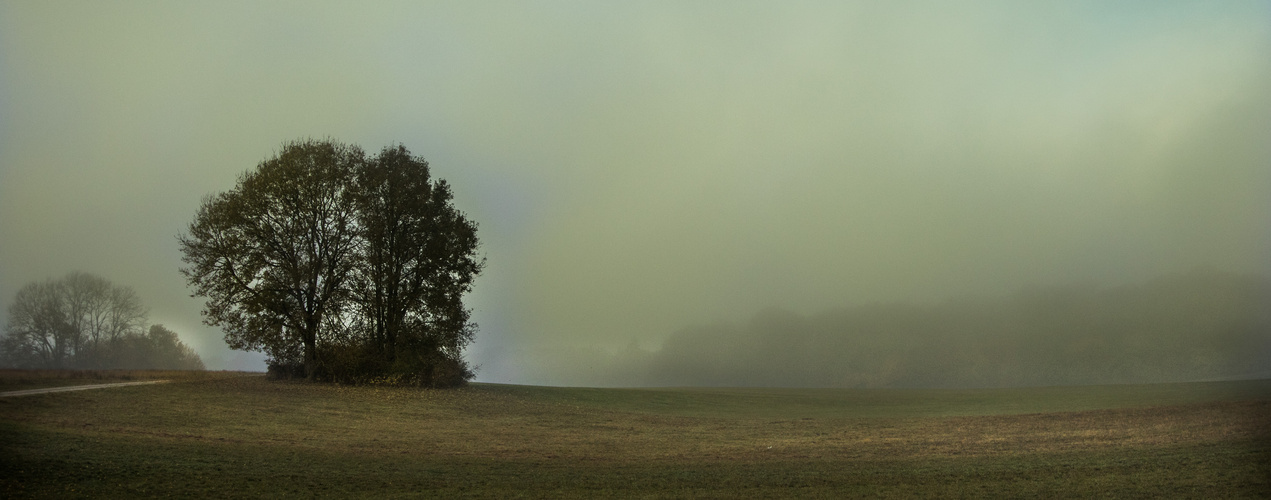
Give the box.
[2,375,1268,498]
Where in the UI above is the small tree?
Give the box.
[108,325,206,370]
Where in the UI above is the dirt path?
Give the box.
[0,380,169,398]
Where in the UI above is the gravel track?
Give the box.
[0,380,169,398]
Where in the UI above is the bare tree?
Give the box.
[2,280,75,368]
[61,271,147,364]
[1,272,198,370]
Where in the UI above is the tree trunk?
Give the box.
[303,315,319,380]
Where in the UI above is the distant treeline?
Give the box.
[1,272,205,371]
[578,270,1271,388]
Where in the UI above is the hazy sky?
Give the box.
[2,2,1269,383]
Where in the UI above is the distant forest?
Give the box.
[577,270,1271,388]
[1,272,204,371]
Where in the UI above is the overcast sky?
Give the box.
[2,1,1269,383]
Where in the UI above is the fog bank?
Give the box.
[2,3,1268,379]
[533,270,1271,388]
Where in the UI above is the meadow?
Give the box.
[1,373,1268,498]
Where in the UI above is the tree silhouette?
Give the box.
[350,145,482,383]
[179,139,483,385]
[180,140,361,379]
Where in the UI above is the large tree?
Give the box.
[179,139,483,384]
[351,146,483,381]
[179,139,362,379]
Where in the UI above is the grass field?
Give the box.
[1,374,1269,498]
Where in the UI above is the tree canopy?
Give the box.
[179,139,483,386]
[1,272,204,370]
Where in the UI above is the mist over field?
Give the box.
[2,2,1269,386]
[540,270,1271,388]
